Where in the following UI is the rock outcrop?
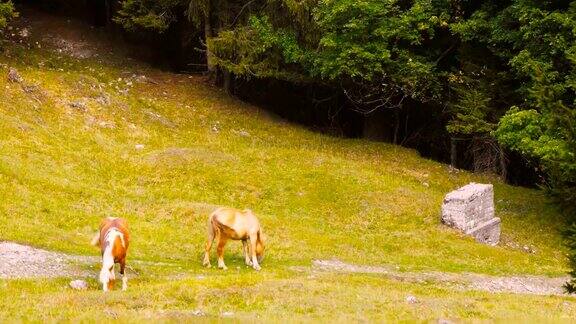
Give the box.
[441,183,500,245]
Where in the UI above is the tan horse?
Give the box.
[91,217,130,291]
[203,207,265,271]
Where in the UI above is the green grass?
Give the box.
[2,273,576,322]
[0,19,574,321]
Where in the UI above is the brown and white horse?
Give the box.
[91,217,130,291]
[203,207,265,271]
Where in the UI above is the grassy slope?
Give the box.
[0,14,574,321]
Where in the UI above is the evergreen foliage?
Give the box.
[0,1,15,31]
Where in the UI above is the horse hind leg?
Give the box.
[249,233,261,271]
[203,219,216,267]
[216,234,228,270]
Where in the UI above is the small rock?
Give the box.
[22,84,38,94]
[94,93,111,106]
[98,121,116,129]
[212,121,221,133]
[406,295,418,304]
[68,101,88,111]
[7,68,23,83]
[69,279,88,290]
[237,130,249,137]
[221,311,234,317]
[437,319,453,324]
[191,310,205,316]
[522,245,536,254]
[422,182,429,187]
[104,309,118,319]
[18,28,29,38]
[135,144,145,150]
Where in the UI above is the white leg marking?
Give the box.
[249,234,261,271]
[122,273,128,291]
[100,229,123,291]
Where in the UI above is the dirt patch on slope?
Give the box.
[0,242,96,279]
[306,259,571,297]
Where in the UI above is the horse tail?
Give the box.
[91,232,100,247]
[208,210,219,237]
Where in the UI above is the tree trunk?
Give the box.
[223,69,232,95]
[472,137,479,172]
[499,145,507,181]
[450,137,457,169]
[393,108,400,145]
[204,8,215,76]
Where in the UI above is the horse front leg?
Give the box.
[120,259,128,291]
[203,234,214,268]
[242,239,253,266]
[249,233,261,271]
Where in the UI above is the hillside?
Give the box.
[0,9,574,322]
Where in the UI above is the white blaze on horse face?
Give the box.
[99,228,124,290]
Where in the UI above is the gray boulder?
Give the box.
[441,183,501,245]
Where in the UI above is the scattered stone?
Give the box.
[18,28,30,38]
[406,295,418,304]
[523,245,536,254]
[135,144,145,150]
[97,121,116,129]
[22,84,38,94]
[94,93,111,106]
[191,310,205,316]
[422,182,429,188]
[144,110,176,128]
[103,309,118,319]
[7,67,23,83]
[441,183,501,245]
[68,101,88,111]
[221,311,234,317]
[69,279,88,290]
[130,74,159,84]
[212,122,221,133]
[43,36,94,59]
[236,129,250,137]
